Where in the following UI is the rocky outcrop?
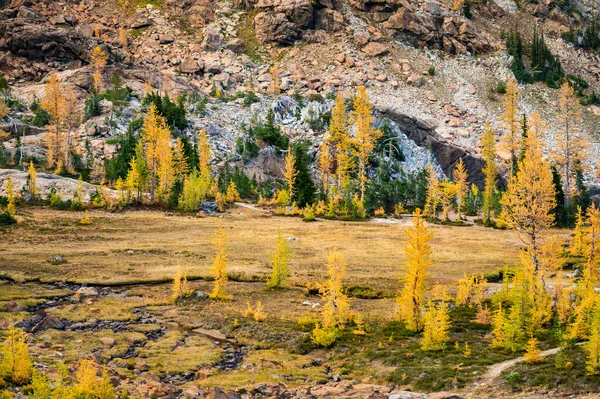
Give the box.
[384,8,492,54]
[384,110,487,187]
[252,0,343,45]
[0,15,89,62]
[255,12,302,46]
[348,0,492,54]
[0,169,116,201]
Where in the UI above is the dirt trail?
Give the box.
[463,345,570,396]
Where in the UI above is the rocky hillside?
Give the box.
[1,0,600,184]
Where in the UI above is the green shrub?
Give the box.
[428,65,436,76]
[30,98,50,127]
[0,212,17,225]
[84,94,102,120]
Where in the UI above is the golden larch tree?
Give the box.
[312,249,350,347]
[6,176,16,216]
[62,83,81,172]
[26,162,39,200]
[501,77,521,178]
[282,146,297,201]
[172,264,192,303]
[500,120,555,273]
[172,137,190,188]
[0,325,32,385]
[140,104,173,203]
[41,71,66,168]
[198,128,213,198]
[210,222,231,300]
[352,86,382,202]
[552,82,588,208]
[453,158,468,220]
[90,46,108,92]
[397,208,433,331]
[438,181,456,222]
[328,92,354,192]
[586,299,600,374]
[421,291,450,351]
[423,165,440,219]
[225,181,240,203]
[266,230,291,288]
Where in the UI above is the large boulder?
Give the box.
[255,12,301,45]
[256,0,314,27]
[201,23,223,52]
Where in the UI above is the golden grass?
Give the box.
[0,207,570,292]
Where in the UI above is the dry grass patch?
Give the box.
[0,207,551,293]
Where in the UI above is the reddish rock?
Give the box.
[362,42,388,57]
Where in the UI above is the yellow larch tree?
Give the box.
[210,222,231,300]
[423,165,440,219]
[90,46,108,92]
[500,120,555,273]
[155,137,174,204]
[421,290,450,351]
[172,264,192,303]
[266,230,291,288]
[41,71,66,168]
[453,158,468,220]
[140,104,173,203]
[586,298,600,374]
[438,181,457,222]
[566,204,600,339]
[282,146,297,202]
[26,162,39,200]
[552,81,588,208]
[397,208,433,331]
[6,176,16,216]
[172,137,189,188]
[501,77,521,178]
[328,92,354,194]
[126,141,149,203]
[96,367,115,399]
[312,249,350,347]
[0,325,32,385]
[225,181,240,203]
[352,86,382,202]
[524,337,543,363]
[481,122,498,224]
[198,128,213,198]
[62,83,81,172]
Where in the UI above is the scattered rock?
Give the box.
[406,73,423,87]
[31,314,65,333]
[99,337,115,346]
[202,23,223,51]
[4,301,28,312]
[362,42,389,57]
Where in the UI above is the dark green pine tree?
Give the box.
[291,140,316,207]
